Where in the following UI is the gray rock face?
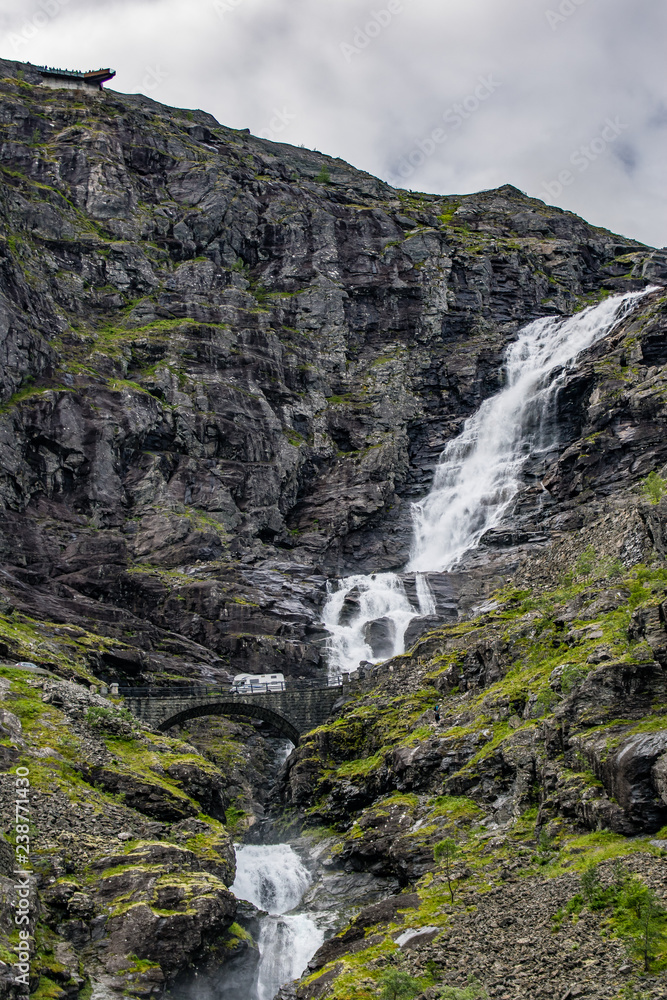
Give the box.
[363,616,396,660]
[0,56,663,684]
[654,753,667,804]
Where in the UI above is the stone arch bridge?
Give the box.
[120,681,347,745]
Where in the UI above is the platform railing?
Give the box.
[118,677,342,698]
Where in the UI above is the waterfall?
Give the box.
[322,572,420,682]
[324,289,652,676]
[231,844,324,1000]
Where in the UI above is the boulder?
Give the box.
[363,617,396,660]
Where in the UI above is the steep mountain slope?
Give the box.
[0,56,666,1000]
[281,559,667,997]
[0,56,665,687]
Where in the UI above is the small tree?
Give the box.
[378,967,421,1000]
[635,896,666,972]
[612,859,628,892]
[581,863,601,906]
[640,471,667,505]
[617,878,667,972]
[434,837,458,904]
[575,545,596,580]
[538,828,554,855]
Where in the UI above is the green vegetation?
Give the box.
[615,881,667,972]
[437,201,461,226]
[378,967,422,1000]
[0,610,125,683]
[315,166,332,184]
[224,804,249,836]
[617,984,651,1000]
[560,662,590,695]
[337,751,386,778]
[85,704,138,734]
[296,557,667,997]
[555,863,667,972]
[428,796,482,822]
[574,288,612,312]
[438,978,488,1000]
[31,977,69,999]
[284,428,305,447]
[574,544,597,580]
[640,471,667,505]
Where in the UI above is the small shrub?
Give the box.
[560,867,666,973]
[438,976,488,999]
[225,805,246,831]
[612,859,627,891]
[85,705,137,736]
[535,689,558,717]
[575,545,597,580]
[425,959,442,981]
[537,828,555,856]
[580,862,624,911]
[561,663,589,696]
[315,166,331,184]
[596,556,625,580]
[640,471,667,505]
[618,984,650,999]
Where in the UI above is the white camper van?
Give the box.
[230,673,285,693]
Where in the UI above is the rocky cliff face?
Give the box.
[1,56,667,1000]
[277,549,667,997]
[0,56,665,686]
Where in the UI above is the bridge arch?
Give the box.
[157,700,301,745]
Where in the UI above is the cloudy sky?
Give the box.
[2,0,666,247]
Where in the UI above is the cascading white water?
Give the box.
[322,571,420,682]
[324,289,652,676]
[408,291,647,571]
[230,844,324,1000]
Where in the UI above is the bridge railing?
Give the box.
[118,678,342,698]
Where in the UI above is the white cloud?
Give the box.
[2,0,665,246]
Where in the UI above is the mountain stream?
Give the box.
[323,289,653,677]
[169,289,653,1000]
[229,843,325,1000]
